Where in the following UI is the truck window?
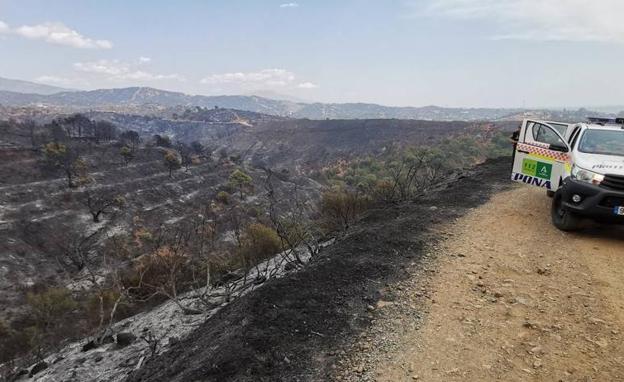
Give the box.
[578,130,624,156]
[531,122,566,147]
[548,123,569,136]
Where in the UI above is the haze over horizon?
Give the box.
[2,0,624,109]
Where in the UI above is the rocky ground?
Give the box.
[340,186,624,382]
[125,158,513,382]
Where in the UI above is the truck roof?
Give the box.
[581,123,624,131]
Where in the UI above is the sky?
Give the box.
[1,0,624,108]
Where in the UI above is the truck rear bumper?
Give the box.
[561,178,624,224]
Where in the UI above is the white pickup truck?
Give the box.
[511,118,624,231]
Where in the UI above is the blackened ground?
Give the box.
[126,157,513,382]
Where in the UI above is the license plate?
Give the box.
[614,207,624,216]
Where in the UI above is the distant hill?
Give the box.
[0,83,616,121]
[0,76,74,95]
[0,87,521,121]
[0,87,300,116]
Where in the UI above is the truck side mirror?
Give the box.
[550,143,569,153]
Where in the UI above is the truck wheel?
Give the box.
[551,190,580,231]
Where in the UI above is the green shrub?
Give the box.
[320,189,370,232]
[27,287,77,330]
[322,129,511,204]
[216,191,230,205]
[239,223,281,269]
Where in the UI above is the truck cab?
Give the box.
[511,118,624,231]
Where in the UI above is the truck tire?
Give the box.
[551,190,580,231]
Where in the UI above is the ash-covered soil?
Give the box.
[127,157,513,382]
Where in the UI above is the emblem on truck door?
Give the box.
[522,159,552,180]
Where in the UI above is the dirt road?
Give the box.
[351,186,624,381]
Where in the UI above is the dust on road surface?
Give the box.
[348,185,624,382]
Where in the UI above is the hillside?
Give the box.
[126,159,514,382]
[220,119,479,170]
[0,112,510,380]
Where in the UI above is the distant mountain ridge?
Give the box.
[0,78,615,121]
[0,76,74,95]
[0,86,523,121]
[0,87,301,115]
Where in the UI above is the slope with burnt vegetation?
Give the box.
[127,159,513,382]
[0,111,511,380]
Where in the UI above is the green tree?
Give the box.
[120,146,134,166]
[163,150,181,177]
[228,169,252,199]
[42,142,88,188]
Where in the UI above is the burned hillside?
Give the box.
[0,112,510,380]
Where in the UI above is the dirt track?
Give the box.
[351,186,624,381]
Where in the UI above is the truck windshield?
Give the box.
[578,130,624,156]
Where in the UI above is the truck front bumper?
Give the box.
[560,178,624,224]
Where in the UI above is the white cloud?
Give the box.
[74,60,127,76]
[416,0,624,42]
[0,20,112,48]
[139,56,152,63]
[73,59,185,82]
[297,82,318,89]
[280,3,299,8]
[200,69,297,87]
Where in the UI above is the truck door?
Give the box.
[511,119,570,191]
